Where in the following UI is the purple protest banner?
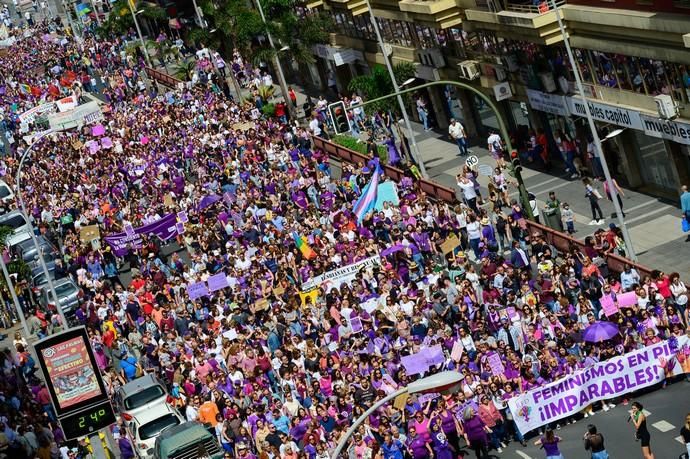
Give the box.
[350,317,363,333]
[187,281,209,300]
[417,392,440,404]
[618,291,638,308]
[207,272,229,292]
[487,352,505,376]
[104,213,178,256]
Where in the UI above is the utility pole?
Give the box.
[252,0,296,120]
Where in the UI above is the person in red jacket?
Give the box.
[478,395,505,453]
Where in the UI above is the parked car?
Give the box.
[114,374,169,426]
[0,179,14,204]
[0,210,31,246]
[38,277,81,316]
[152,422,223,459]
[128,404,183,459]
[13,235,58,267]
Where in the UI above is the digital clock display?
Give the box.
[60,400,116,439]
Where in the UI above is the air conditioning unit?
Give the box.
[654,94,678,120]
[502,54,519,72]
[539,72,557,92]
[494,66,507,82]
[416,48,446,69]
[459,60,480,80]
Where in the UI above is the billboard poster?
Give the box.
[34,327,109,417]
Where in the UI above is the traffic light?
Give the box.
[328,101,351,135]
[510,150,522,173]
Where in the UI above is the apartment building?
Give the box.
[302,0,690,198]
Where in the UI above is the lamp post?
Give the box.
[252,0,296,120]
[128,1,151,67]
[550,0,636,260]
[361,0,425,178]
[15,130,69,328]
[331,371,464,458]
[0,256,30,336]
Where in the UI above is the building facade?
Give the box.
[302,0,690,198]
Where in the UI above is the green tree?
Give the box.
[0,225,30,290]
[348,62,416,114]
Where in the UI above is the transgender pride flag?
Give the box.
[352,163,382,224]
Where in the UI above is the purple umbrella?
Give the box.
[582,321,620,342]
[380,244,406,257]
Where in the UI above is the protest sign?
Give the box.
[187,281,209,300]
[508,336,688,433]
[618,291,638,308]
[401,345,445,375]
[299,288,319,307]
[440,235,461,255]
[487,352,505,376]
[301,255,380,291]
[79,224,100,243]
[450,341,464,361]
[207,272,229,292]
[350,317,363,333]
[55,95,77,112]
[163,193,174,207]
[600,295,619,316]
[222,329,238,340]
[417,392,440,404]
[393,394,408,411]
[254,298,269,311]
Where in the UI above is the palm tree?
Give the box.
[171,59,197,81]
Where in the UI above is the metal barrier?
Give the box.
[313,135,657,279]
[144,67,182,88]
[312,136,459,204]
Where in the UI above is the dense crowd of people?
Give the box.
[0,14,688,459]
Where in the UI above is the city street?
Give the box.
[404,121,690,274]
[502,381,689,459]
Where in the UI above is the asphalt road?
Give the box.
[500,380,689,459]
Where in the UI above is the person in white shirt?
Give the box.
[487,130,505,167]
[308,115,322,137]
[456,174,478,212]
[448,119,468,156]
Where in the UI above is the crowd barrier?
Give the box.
[145,66,182,88]
[312,135,657,280]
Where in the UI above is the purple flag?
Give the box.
[198,194,221,211]
[104,213,178,256]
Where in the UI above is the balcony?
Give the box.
[464,0,565,44]
[397,0,463,28]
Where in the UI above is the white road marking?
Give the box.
[652,420,675,432]
[620,206,668,225]
[524,176,561,191]
[676,435,685,444]
[515,451,534,459]
[643,409,652,417]
[622,199,657,214]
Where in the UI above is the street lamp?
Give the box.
[252,0,297,120]
[361,0,426,178]
[400,77,416,88]
[331,371,464,458]
[15,130,69,328]
[550,0,636,260]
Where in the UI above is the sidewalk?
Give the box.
[408,121,688,274]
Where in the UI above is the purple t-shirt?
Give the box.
[541,437,561,456]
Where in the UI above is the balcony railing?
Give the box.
[504,0,565,14]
